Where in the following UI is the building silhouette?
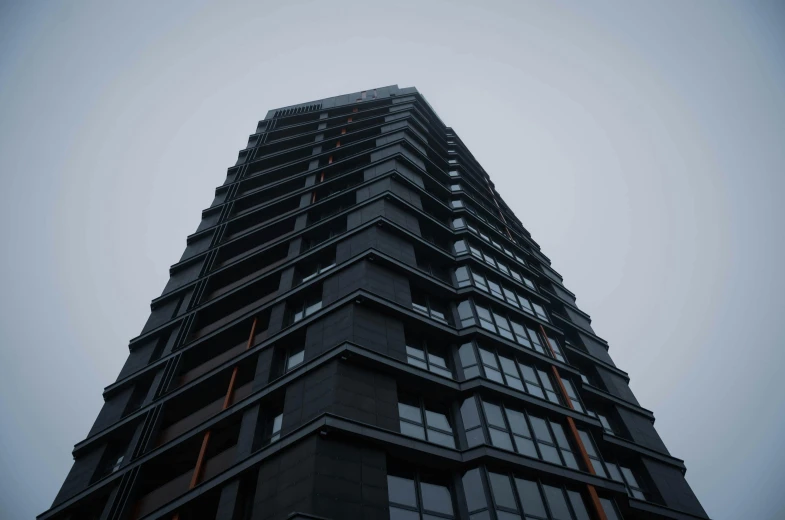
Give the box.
[41,86,708,520]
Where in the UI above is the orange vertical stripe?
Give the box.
[189,430,212,489]
[540,326,607,520]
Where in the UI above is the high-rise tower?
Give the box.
[41,86,708,520]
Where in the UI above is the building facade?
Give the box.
[41,86,708,520]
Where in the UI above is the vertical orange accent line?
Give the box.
[189,430,212,489]
[223,367,239,409]
[246,317,258,350]
[352,108,358,113]
[347,117,352,122]
[540,326,607,520]
[319,172,325,183]
[328,156,333,164]
[587,484,608,520]
[311,192,316,203]
[341,128,346,135]
[336,141,340,147]
[176,316,258,520]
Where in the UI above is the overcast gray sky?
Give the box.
[1,1,784,519]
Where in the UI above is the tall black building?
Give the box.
[41,86,708,520]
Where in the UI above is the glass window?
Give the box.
[493,313,515,340]
[547,337,566,363]
[532,303,548,322]
[389,473,456,519]
[489,472,518,510]
[519,363,546,400]
[461,397,485,447]
[406,344,428,369]
[459,342,481,378]
[479,348,504,383]
[449,171,459,178]
[503,287,519,307]
[462,469,488,513]
[538,369,561,404]
[600,498,621,520]
[488,280,504,300]
[458,301,476,327]
[421,482,454,515]
[450,184,461,192]
[518,296,535,316]
[286,348,304,371]
[498,355,525,391]
[543,485,571,520]
[453,217,466,230]
[455,266,471,288]
[566,490,591,520]
[523,277,536,291]
[406,340,452,379]
[550,423,579,469]
[620,466,646,499]
[529,416,561,465]
[597,413,615,435]
[505,408,538,458]
[455,240,468,255]
[578,430,608,478]
[388,475,418,508]
[399,398,455,448]
[293,296,322,322]
[475,304,496,332]
[510,321,532,348]
[270,413,282,442]
[515,478,547,518]
[560,378,584,413]
[527,328,546,355]
[473,272,489,292]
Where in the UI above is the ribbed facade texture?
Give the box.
[41,85,708,520]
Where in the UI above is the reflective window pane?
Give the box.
[489,429,514,451]
[513,436,538,458]
[489,472,517,510]
[529,417,552,443]
[514,479,546,517]
[398,403,422,424]
[425,410,451,431]
[387,475,417,507]
[461,398,481,429]
[400,422,425,439]
[567,490,591,520]
[462,469,487,513]
[505,409,530,436]
[543,485,571,520]
[427,429,456,448]
[482,402,506,428]
[550,423,571,449]
[539,444,562,464]
[420,482,454,515]
[389,507,418,520]
[600,498,621,520]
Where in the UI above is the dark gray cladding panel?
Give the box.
[579,331,615,367]
[616,407,670,455]
[565,307,595,334]
[335,226,417,267]
[642,458,709,518]
[322,260,411,308]
[596,365,640,406]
